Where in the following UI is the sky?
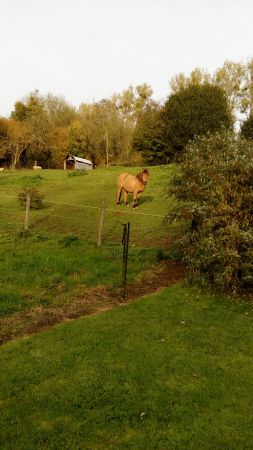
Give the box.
[1,0,253,117]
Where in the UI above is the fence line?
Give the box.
[0,194,16,198]
[0,192,171,249]
[0,194,165,218]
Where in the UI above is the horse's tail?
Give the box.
[117,185,122,204]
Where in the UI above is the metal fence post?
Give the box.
[122,222,130,298]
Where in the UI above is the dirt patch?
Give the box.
[0,261,187,345]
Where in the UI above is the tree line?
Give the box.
[1,59,253,169]
[0,85,153,169]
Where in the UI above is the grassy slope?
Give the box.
[0,166,176,237]
[0,166,176,318]
[0,285,253,449]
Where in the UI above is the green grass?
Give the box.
[0,165,177,241]
[0,232,160,318]
[0,166,177,318]
[1,285,252,449]
[1,166,252,449]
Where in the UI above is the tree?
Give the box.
[10,91,50,166]
[134,83,153,117]
[79,97,134,166]
[213,59,253,117]
[10,91,77,167]
[240,59,253,116]
[0,118,9,159]
[11,101,30,121]
[240,114,253,139]
[113,83,153,125]
[44,94,77,127]
[163,84,233,159]
[214,60,248,117]
[170,67,211,93]
[170,59,253,122]
[67,120,87,157]
[3,119,31,168]
[47,126,69,168]
[132,101,167,164]
[167,130,253,290]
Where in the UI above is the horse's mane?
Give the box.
[136,172,144,182]
[136,169,149,183]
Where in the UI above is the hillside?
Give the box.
[0,166,179,327]
[0,165,176,242]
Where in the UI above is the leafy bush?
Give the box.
[67,170,88,177]
[240,114,253,140]
[18,187,44,209]
[167,130,253,290]
[59,235,80,247]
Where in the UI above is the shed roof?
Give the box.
[67,155,93,165]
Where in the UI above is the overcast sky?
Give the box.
[1,0,253,117]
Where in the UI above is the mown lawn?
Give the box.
[1,284,253,449]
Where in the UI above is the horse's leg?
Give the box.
[133,190,138,208]
[123,190,129,206]
[117,185,122,205]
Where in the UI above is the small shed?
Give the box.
[64,155,93,171]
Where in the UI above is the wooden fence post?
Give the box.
[122,222,130,298]
[24,188,31,231]
[97,199,106,245]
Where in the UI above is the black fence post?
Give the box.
[122,222,130,298]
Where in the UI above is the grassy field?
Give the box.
[1,166,253,449]
[1,284,253,449]
[0,166,176,319]
[0,165,176,241]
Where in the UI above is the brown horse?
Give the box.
[117,169,150,208]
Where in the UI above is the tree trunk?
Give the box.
[10,145,19,169]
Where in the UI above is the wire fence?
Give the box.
[0,193,171,249]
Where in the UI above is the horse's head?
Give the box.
[142,169,149,185]
[136,169,149,185]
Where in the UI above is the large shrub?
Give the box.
[18,187,44,209]
[240,114,253,140]
[163,84,233,160]
[167,130,253,290]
